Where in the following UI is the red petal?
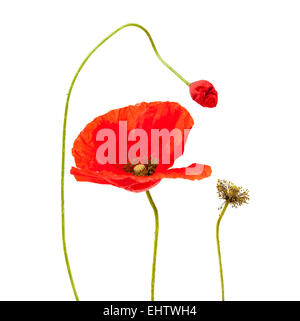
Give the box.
[71,102,211,193]
[72,101,194,172]
[70,162,211,193]
[71,167,161,193]
[134,102,194,170]
[155,163,212,180]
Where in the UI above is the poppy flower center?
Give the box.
[133,164,147,175]
[123,162,158,177]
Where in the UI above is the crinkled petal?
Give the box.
[72,101,194,172]
[155,163,212,180]
[70,162,211,193]
[70,167,161,193]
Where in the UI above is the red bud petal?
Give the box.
[189,80,218,108]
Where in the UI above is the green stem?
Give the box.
[61,210,79,301]
[216,201,229,301]
[61,23,189,301]
[146,190,159,301]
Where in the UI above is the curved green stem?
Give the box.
[146,190,159,301]
[62,211,79,301]
[61,23,189,301]
[216,201,229,301]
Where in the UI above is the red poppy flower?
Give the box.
[71,101,212,192]
[189,80,218,108]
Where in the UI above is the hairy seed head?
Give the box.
[217,179,249,208]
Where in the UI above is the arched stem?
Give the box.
[146,190,159,301]
[61,23,189,300]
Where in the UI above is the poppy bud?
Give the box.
[189,80,218,108]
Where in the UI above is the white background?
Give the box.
[0,0,300,301]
